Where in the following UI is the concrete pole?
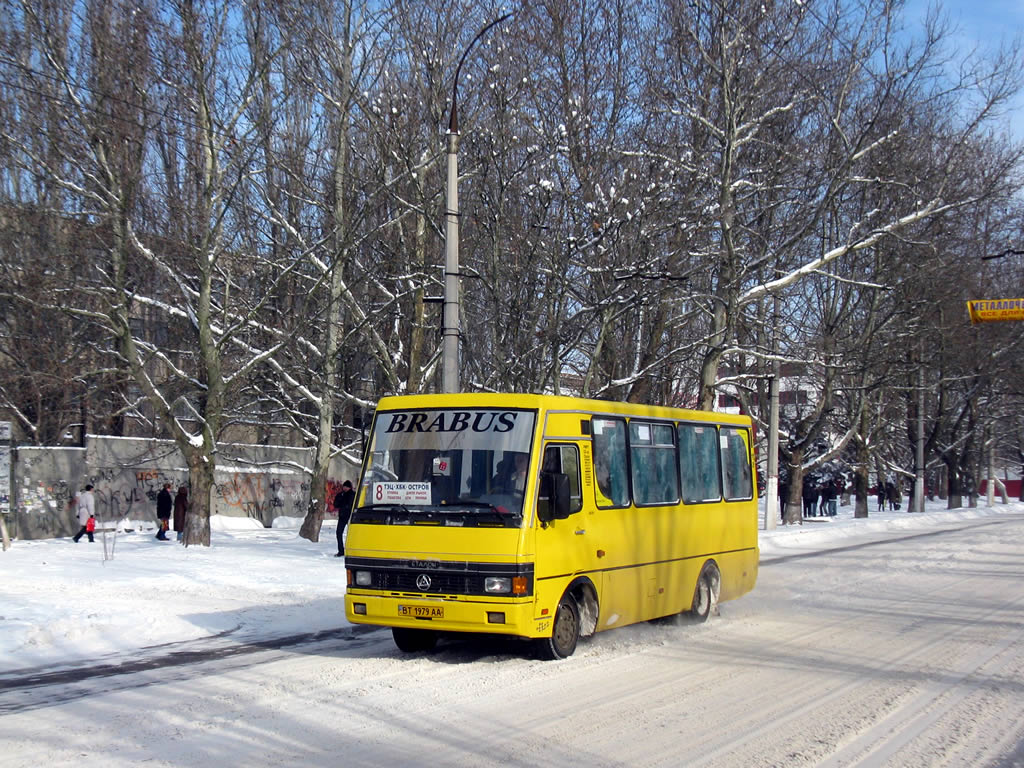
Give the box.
[765,371,780,529]
[442,130,460,394]
[765,290,780,529]
[914,362,925,513]
[439,13,512,396]
[987,427,995,507]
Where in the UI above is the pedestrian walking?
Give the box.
[173,486,189,541]
[72,484,96,542]
[155,483,173,540]
[334,480,355,557]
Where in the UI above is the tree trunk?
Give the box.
[944,456,962,509]
[853,462,870,518]
[783,456,804,525]
[183,450,213,547]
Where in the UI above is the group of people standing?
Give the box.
[69,480,190,543]
[877,480,902,511]
[801,477,843,518]
[156,483,190,541]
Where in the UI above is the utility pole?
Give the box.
[442,126,460,394]
[441,13,513,394]
[765,290,781,529]
[766,370,780,529]
[914,356,925,513]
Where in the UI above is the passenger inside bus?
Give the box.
[493,452,529,494]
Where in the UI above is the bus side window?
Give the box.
[537,443,583,519]
[629,421,679,506]
[592,417,629,507]
[679,423,722,503]
[721,428,753,501]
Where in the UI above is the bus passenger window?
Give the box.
[678,423,721,503]
[721,428,753,501]
[592,417,629,507]
[629,421,679,505]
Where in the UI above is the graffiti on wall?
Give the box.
[324,479,345,517]
[214,473,308,525]
[90,469,185,522]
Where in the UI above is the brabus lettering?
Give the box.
[385,411,520,433]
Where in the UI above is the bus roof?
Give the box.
[373,392,753,427]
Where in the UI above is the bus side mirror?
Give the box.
[538,472,572,523]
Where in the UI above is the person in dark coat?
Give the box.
[885,480,897,511]
[829,480,841,516]
[173,486,189,541]
[334,480,355,557]
[155,483,173,540]
[802,478,818,518]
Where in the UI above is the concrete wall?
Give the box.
[9,446,86,539]
[8,436,361,540]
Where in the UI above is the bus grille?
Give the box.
[381,571,481,595]
[347,558,534,597]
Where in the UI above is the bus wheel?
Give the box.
[536,595,580,660]
[690,564,718,622]
[392,627,438,653]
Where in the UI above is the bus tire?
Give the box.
[392,627,438,653]
[690,563,718,622]
[535,595,580,660]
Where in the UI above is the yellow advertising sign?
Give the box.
[966,299,1024,324]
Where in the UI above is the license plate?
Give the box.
[398,605,444,619]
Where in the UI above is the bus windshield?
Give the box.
[357,408,537,527]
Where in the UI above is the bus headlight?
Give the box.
[484,577,511,594]
[354,570,373,587]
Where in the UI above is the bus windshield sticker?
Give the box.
[432,456,451,476]
[371,482,432,506]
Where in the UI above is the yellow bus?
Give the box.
[344,393,758,659]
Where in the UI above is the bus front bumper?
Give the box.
[345,592,547,638]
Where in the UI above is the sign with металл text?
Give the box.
[966,299,1024,325]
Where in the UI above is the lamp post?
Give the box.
[441,13,513,394]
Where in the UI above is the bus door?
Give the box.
[533,442,590,610]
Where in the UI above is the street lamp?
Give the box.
[442,12,513,394]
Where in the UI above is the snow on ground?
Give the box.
[0,496,1019,673]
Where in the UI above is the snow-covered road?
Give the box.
[2,513,1023,767]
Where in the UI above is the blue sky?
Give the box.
[903,0,1024,137]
